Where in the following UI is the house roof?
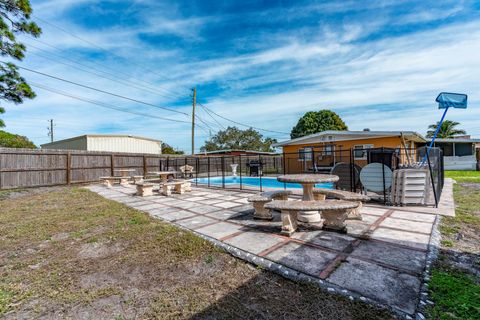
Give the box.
[272,130,426,147]
[435,138,480,143]
[41,134,161,147]
[197,149,278,155]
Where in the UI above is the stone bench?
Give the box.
[265,200,359,236]
[136,182,155,197]
[162,180,192,196]
[100,176,127,188]
[132,175,144,184]
[247,190,292,220]
[313,188,370,220]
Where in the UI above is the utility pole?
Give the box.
[191,87,196,155]
[47,119,54,142]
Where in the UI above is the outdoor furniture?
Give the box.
[100,176,126,187]
[132,175,144,184]
[179,165,194,178]
[313,188,370,220]
[148,171,179,183]
[330,162,362,191]
[276,174,339,223]
[143,178,162,183]
[265,200,358,236]
[162,180,190,196]
[391,168,432,206]
[359,163,393,193]
[136,182,155,197]
[247,190,292,220]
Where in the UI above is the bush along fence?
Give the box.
[0,146,443,207]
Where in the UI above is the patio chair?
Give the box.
[179,164,194,178]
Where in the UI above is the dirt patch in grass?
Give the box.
[428,182,480,319]
[0,186,394,319]
[438,183,480,277]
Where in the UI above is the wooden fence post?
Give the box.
[110,154,115,176]
[143,155,147,176]
[66,152,71,184]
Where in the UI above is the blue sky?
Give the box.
[3,0,480,152]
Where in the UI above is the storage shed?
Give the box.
[41,134,162,155]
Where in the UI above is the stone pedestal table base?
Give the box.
[346,202,363,220]
[253,201,273,220]
[298,183,321,223]
[321,209,348,233]
[281,210,298,236]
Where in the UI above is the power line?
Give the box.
[32,15,190,98]
[25,41,188,101]
[30,83,212,136]
[6,63,189,116]
[198,103,290,135]
[30,82,191,124]
[200,104,226,130]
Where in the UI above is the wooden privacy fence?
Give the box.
[0,148,188,190]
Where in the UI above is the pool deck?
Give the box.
[86,179,454,318]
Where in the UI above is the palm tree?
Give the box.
[426,120,466,138]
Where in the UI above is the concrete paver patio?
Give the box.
[86,183,448,317]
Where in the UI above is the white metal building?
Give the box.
[41,134,162,154]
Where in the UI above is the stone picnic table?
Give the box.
[148,171,179,183]
[276,174,339,223]
[113,169,136,184]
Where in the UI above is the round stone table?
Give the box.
[277,174,339,223]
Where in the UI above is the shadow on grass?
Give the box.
[189,271,395,320]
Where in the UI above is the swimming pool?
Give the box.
[195,176,334,189]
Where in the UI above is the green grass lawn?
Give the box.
[427,179,480,320]
[444,170,480,183]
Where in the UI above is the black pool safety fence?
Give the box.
[162,146,444,207]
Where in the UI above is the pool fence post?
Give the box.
[259,154,263,192]
[221,156,225,189]
[381,147,386,204]
[312,148,316,173]
[349,148,354,192]
[426,151,438,208]
[239,154,243,190]
[195,157,198,186]
[207,156,210,188]
[282,152,286,189]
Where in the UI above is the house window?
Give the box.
[298,147,313,161]
[354,144,373,159]
[324,145,333,156]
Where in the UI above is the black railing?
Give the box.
[163,146,443,207]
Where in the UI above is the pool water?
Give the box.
[195,176,334,189]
